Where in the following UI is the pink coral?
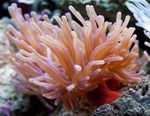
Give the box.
[3,3,145,110]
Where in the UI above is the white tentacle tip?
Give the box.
[66,84,75,91]
[74,64,82,71]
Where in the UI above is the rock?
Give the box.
[93,104,116,116]
[139,97,150,115]
[93,76,150,116]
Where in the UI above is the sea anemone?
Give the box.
[126,0,150,62]
[2,3,145,110]
[144,40,150,60]
[126,0,150,38]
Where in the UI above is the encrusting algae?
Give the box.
[1,3,146,110]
